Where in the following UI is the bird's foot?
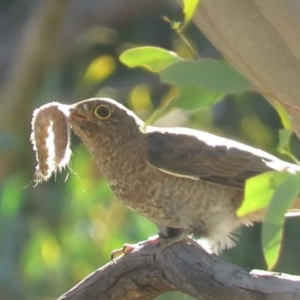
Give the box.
[110,234,160,263]
[111,234,202,263]
[156,234,201,253]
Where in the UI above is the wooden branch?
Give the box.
[189,0,300,137]
[57,243,300,300]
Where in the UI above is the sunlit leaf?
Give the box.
[160,59,251,92]
[119,46,182,72]
[129,84,153,111]
[173,86,225,109]
[274,101,293,130]
[144,86,225,126]
[82,55,116,83]
[183,0,200,28]
[277,129,292,153]
[262,173,300,269]
[237,172,291,217]
[277,129,299,164]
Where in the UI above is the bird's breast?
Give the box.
[104,158,243,233]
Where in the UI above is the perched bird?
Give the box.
[68,97,300,254]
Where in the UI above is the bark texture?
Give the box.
[57,243,300,300]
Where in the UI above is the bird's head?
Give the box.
[68,98,144,155]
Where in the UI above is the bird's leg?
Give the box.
[110,228,203,263]
[110,234,161,262]
[156,228,202,253]
[157,234,201,252]
[110,228,184,262]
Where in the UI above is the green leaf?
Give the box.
[173,86,225,110]
[160,59,251,92]
[183,0,200,28]
[277,129,299,164]
[237,172,291,217]
[274,101,292,130]
[119,46,182,72]
[262,173,300,269]
[277,129,293,157]
[144,86,225,126]
[277,129,292,153]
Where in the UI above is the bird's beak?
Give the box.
[68,106,88,120]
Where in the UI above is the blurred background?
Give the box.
[1,0,300,299]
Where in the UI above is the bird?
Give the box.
[67,97,300,255]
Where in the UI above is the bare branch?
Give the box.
[57,243,300,300]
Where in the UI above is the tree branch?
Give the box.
[57,243,300,300]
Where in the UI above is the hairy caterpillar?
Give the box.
[30,102,71,184]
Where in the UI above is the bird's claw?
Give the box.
[110,243,139,263]
[110,235,161,263]
[110,235,201,263]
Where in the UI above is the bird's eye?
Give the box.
[94,105,111,119]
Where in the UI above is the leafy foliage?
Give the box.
[1,1,300,300]
[237,172,292,218]
[237,171,300,269]
[121,46,251,126]
[144,86,225,126]
[119,46,182,72]
[262,174,300,269]
[182,0,200,29]
[160,59,251,92]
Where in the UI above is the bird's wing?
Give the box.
[145,128,299,190]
